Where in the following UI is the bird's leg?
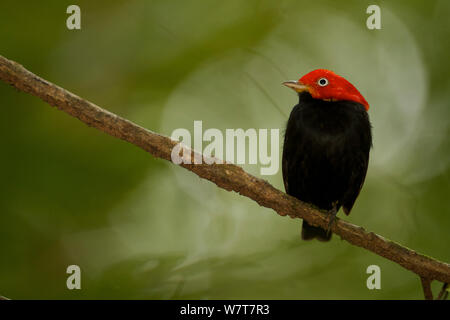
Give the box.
[326,201,339,235]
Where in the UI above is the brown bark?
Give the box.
[420,277,433,300]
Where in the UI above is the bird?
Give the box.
[282,69,372,241]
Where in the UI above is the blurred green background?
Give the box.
[0,0,449,299]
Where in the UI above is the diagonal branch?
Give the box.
[437,283,448,300]
[1,54,449,292]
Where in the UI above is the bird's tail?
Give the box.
[301,220,331,241]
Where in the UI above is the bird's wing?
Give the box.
[282,135,290,193]
[342,152,369,215]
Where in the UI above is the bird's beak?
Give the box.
[283,80,309,93]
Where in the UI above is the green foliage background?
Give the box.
[0,0,449,299]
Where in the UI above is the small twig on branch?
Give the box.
[437,283,448,300]
[0,54,449,297]
[0,295,10,300]
[420,277,433,300]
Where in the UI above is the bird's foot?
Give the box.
[326,202,339,235]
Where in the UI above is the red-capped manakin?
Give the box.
[282,69,372,241]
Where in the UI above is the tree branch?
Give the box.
[420,277,433,300]
[1,54,449,295]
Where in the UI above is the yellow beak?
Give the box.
[283,80,309,93]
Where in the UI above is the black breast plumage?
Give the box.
[282,92,372,241]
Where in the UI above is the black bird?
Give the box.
[282,69,372,241]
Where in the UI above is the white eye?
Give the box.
[317,77,328,86]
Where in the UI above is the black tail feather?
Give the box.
[301,220,331,242]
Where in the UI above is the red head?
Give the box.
[283,69,369,110]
